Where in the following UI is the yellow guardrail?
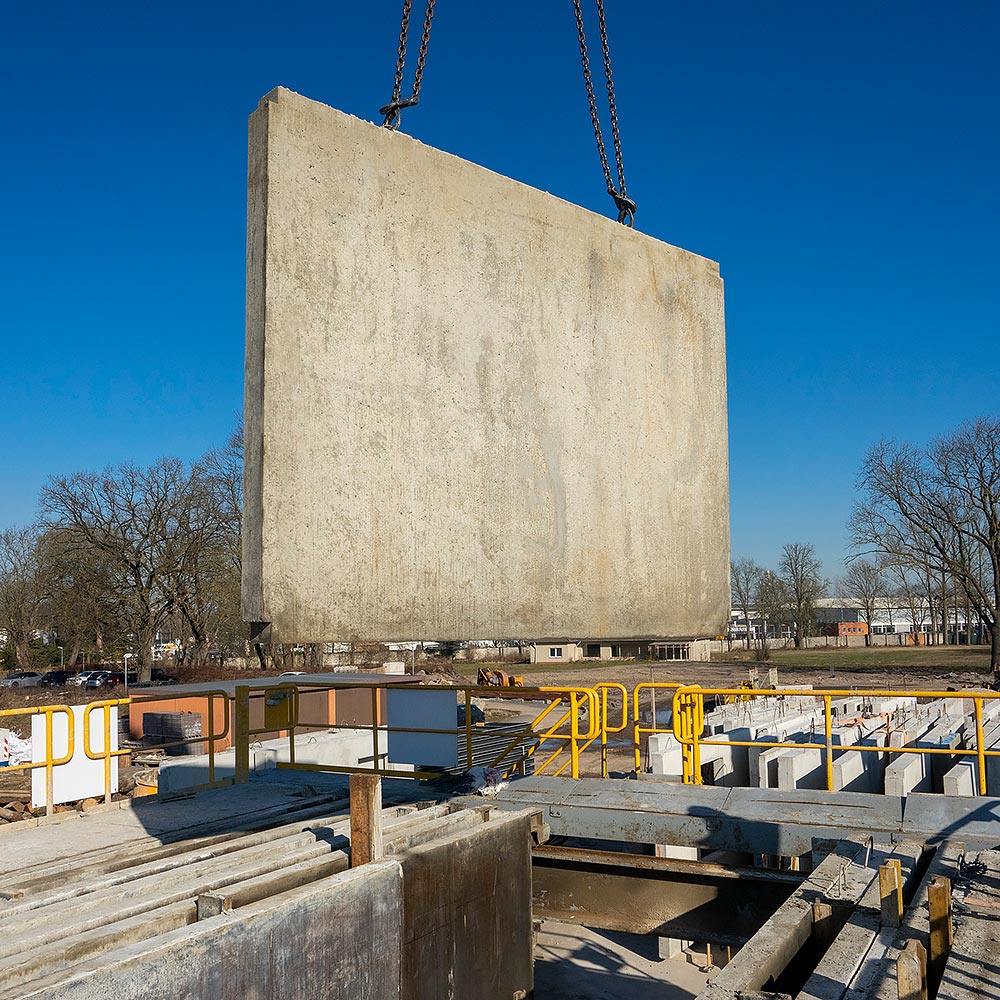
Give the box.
[669,685,1000,794]
[231,681,599,781]
[0,704,76,817]
[83,690,232,800]
[632,683,686,772]
[13,678,1000,818]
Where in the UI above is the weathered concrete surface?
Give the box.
[20,862,404,1000]
[398,810,534,1000]
[244,87,729,642]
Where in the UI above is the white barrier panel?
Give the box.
[31,705,119,808]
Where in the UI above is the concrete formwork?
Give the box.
[243,87,729,642]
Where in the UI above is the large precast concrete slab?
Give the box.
[244,87,729,642]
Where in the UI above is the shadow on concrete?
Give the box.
[533,921,707,1000]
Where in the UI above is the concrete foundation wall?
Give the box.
[398,812,534,1000]
[243,87,730,642]
[32,862,404,1000]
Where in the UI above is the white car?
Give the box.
[0,671,43,688]
[68,670,102,687]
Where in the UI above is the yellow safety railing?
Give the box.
[670,685,1000,794]
[0,704,76,817]
[83,690,232,800]
[230,680,599,782]
[631,683,686,772]
[16,678,1000,820]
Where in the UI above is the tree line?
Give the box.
[850,416,1000,677]
[0,428,243,681]
[733,417,1000,677]
[730,543,826,658]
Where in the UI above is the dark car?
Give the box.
[85,671,126,689]
[39,670,73,687]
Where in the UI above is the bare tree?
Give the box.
[752,568,788,660]
[40,460,208,682]
[851,418,1000,677]
[0,526,46,668]
[779,543,826,649]
[731,558,763,650]
[843,558,885,646]
[38,526,124,666]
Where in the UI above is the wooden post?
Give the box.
[812,901,836,954]
[350,773,383,867]
[927,876,953,991]
[897,940,927,1000]
[234,686,251,784]
[880,859,903,927]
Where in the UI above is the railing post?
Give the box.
[370,686,381,771]
[600,687,608,778]
[570,692,580,779]
[45,709,55,817]
[692,690,703,785]
[824,694,834,791]
[102,704,113,804]
[633,686,643,772]
[974,697,987,795]
[465,689,473,770]
[234,685,251,784]
[208,693,216,785]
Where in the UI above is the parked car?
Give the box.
[150,668,179,685]
[0,671,43,688]
[39,671,73,687]
[85,671,126,689]
[68,670,103,687]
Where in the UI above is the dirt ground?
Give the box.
[451,644,996,694]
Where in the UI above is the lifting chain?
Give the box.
[379,0,436,130]
[573,0,636,226]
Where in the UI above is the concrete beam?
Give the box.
[697,840,875,999]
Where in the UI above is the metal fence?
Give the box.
[9,680,1000,815]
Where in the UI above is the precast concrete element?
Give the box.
[830,734,888,793]
[243,87,730,642]
[486,777,1000,854]
[397,810,534,1000]
[797,840,926,1000]
[936,848,1000,1000]
[157,728,375,793]
[697,840,876,1000]
[14,862,405,1000]
[885,722,962,796]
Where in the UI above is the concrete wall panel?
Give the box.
[244,87,729,642]
[33,861,403,1000]
[398,810,534,1000]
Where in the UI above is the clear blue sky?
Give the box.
[3,2,998,579]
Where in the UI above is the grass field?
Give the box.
[713,644,994,672]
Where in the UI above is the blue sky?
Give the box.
[3,2,998,579]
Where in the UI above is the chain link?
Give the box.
[573,0,635,226]
[380,0,436,130]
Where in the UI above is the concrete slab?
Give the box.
[243,87,729,642]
